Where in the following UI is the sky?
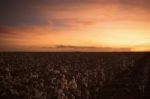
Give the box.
[0,0,150,52]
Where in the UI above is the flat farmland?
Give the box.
[0,52,150,99]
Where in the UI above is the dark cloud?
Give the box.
[0,16,49,27]
[55,45,97,49]
[0,0,49,27]
[0,0,149,27]
[40,45,131,52]
[119,0,150,7]
[51,19,70,28]
[50,18,96,30]
[0,26,17,35]
[1,0,150,8]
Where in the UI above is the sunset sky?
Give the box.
[0,0,150,52]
